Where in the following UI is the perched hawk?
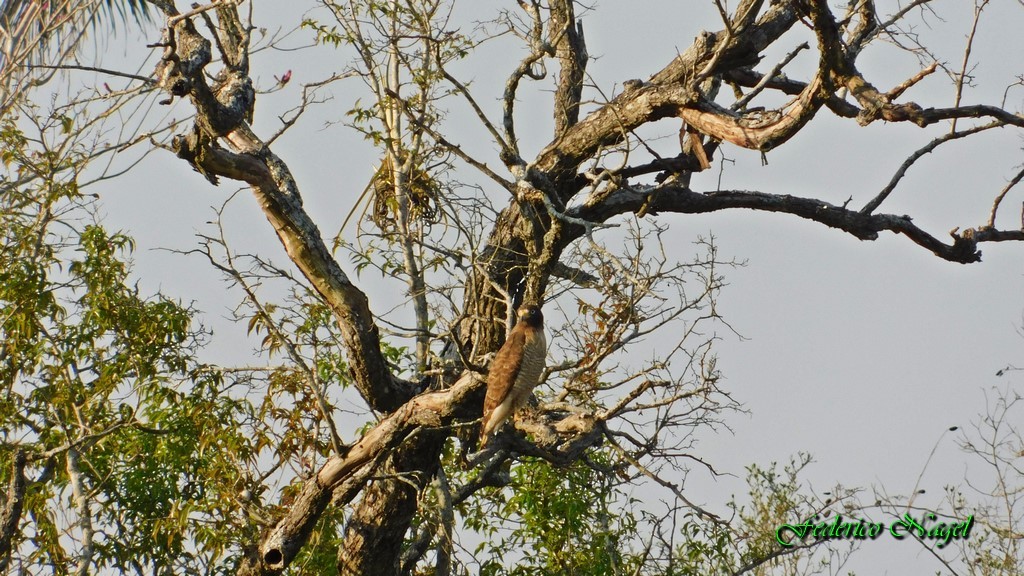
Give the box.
[480,304,546,448]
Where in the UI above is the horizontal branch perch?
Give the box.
[243,369,603,574]
[571,185,1024,263]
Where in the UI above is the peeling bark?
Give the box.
[535,1,801,184]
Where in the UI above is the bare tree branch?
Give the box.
[862,121,1005,215]
[570,185,1024,264]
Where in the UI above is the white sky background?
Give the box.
[77,0,1024,573]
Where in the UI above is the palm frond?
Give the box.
[97,0,152,28]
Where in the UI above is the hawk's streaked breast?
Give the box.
[480,305,546,447]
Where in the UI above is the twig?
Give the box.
[861,120,1003,215]
[440,67,510,157]
[887,62,938,100]
[694,0,761,84]
[604,430,725,525]
[876,0,935,34]
[732,42,809,111]
[951,0,989,133]
[989,166,1024,228]
[195,222,346,456]
[24,64,155,84]
[502,2,560,160]
[168,0,236,26]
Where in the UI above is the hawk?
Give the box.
[480,304,546,448]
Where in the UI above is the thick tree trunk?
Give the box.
[459,210,530,356]
[336,431,446,576]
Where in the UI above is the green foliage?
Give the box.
[456,451,842,576]
[288,506,348,575]
[465,450,640,576]
[733,457,810,564]
[0,111,261,573]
